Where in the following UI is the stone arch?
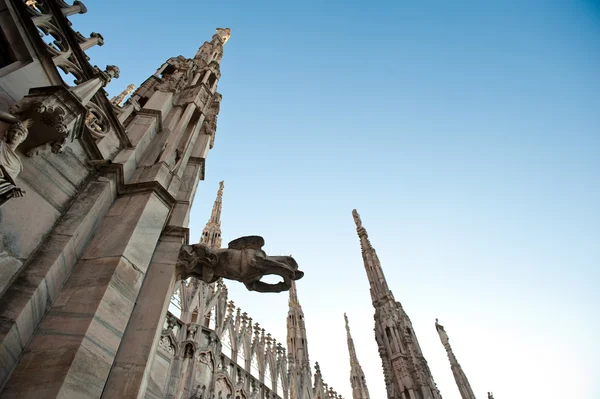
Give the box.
[215,374,234,398]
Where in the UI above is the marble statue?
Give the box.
[177,235,304,293]
[0,120,31,207]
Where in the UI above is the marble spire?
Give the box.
[352,209,442,399]
[435,319,476,399]
[344,313,370,399]
[199,180,224,249]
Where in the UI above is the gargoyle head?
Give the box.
[226,236,304,293]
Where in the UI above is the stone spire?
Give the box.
[352,209,392,304]
[287,281,310,370]
[194,27,231,66]
[352,209,442,399]
[435,319,476,399]
[487,393,494,399]
[287,281,311,399]
[199,181,224,249]
[344,313,370,399]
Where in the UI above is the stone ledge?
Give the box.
[98,163,177,210]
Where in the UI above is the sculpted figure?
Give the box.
[0,120,31,207]
[435,318,449,345]
[177,236,304,293]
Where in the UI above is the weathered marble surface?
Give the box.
[0,176,117,389]
[1,191,169,398]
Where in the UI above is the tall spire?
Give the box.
[289,278,300,308]
[352,209,391,304]
[344,313,370,399]
[200,181,224,249]
[435,319,476,399]
[352,209,441,399]
[287,281,311,399]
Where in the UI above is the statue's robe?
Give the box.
[0,140,22,205]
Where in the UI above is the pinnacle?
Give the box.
[352,209,362,229]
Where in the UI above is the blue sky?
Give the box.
[76,1,599,397]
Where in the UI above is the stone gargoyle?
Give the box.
[176,236,303,293]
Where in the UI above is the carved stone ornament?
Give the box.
[176,236,304,293]
[158,336,174,355]
[0,120,31,207]
[8,86,87,156]
[174,84,211,108]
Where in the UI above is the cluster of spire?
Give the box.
[351,209,492,399]
[201,181,492,399]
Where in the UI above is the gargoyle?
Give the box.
[176,236,304,293]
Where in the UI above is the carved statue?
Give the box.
[110,83,135,107]
[0,120,31,207]
[435,319,449,345]
[177,236,304,293]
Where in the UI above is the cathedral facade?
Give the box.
[0,1,489,398]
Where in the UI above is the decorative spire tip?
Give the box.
[352,209,362,229]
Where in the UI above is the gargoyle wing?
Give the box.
[227,235,265,250]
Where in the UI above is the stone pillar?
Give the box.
[60,0,87,16]
[0,190,172,398]
[190,71,203,86]
[101,229,185,399]
[164,354,184,399]
[79,32,104,51]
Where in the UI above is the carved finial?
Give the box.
[110,83,135,107]
[344,312,349,331]
[352,209,362,228]
[487,393,494,399]
[266,333,272,347]
[218,180,224,196]
[215,28,231,44]
[102,65,120,84]
[435,318,449,344]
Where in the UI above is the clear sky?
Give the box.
[76,1,599,398]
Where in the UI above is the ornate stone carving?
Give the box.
[215,377,233,398]
[0,120,31,207]
[84,102,112,139]
[159,336,174,355]
[192,385,207,399]
[176,236,304,293]
[198,351,214,371]
[8,86,87,156]
[187,324,198,341]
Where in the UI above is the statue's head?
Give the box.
[215,28,231,44]
[5,119,31,148]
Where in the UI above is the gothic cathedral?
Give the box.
[0,1,491,398]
